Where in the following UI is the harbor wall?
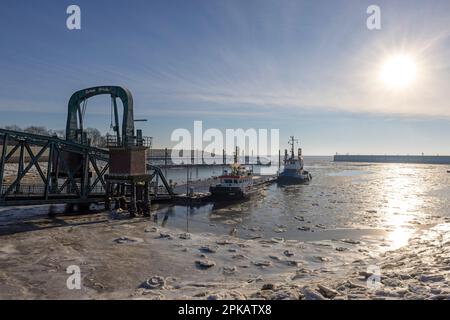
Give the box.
[333,155,450,165]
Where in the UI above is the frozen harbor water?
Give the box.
[0,157,450,299]
[153,156,450,251]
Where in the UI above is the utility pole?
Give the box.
[186,164,189,196]
[278,149,281,174]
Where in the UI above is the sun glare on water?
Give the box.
[379,54,418,90]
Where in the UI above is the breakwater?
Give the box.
[334,155,450,165]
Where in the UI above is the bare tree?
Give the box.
[3,125,22,131]
[1,125,107,146]
[24,126,50,136]
[49,129,65,139]
[85,128,106,147]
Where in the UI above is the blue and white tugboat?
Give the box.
[277,136,312,185]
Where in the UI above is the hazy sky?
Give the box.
[1,0,450,154]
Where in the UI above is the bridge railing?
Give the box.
[105,134,152,148]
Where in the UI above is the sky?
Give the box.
[0,0,450,155]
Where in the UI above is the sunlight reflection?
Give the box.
[388,226,414,250]
[379,166,425,249]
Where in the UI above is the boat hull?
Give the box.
[277,172,312,185]
[209,186,251,200]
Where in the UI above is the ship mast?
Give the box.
[288,136,299,158]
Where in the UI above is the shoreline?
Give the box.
[0,207,449,300]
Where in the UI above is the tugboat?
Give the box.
[209,148,254,200]
[277,136,312,185]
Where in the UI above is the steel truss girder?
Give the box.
[0,129,109,206]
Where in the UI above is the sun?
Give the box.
[379,54,418,90]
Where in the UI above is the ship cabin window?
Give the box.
[234,180,238,183]
[224,179,233,184]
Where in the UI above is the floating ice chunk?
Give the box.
[140,276,166,290]
[195,260,216,269]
